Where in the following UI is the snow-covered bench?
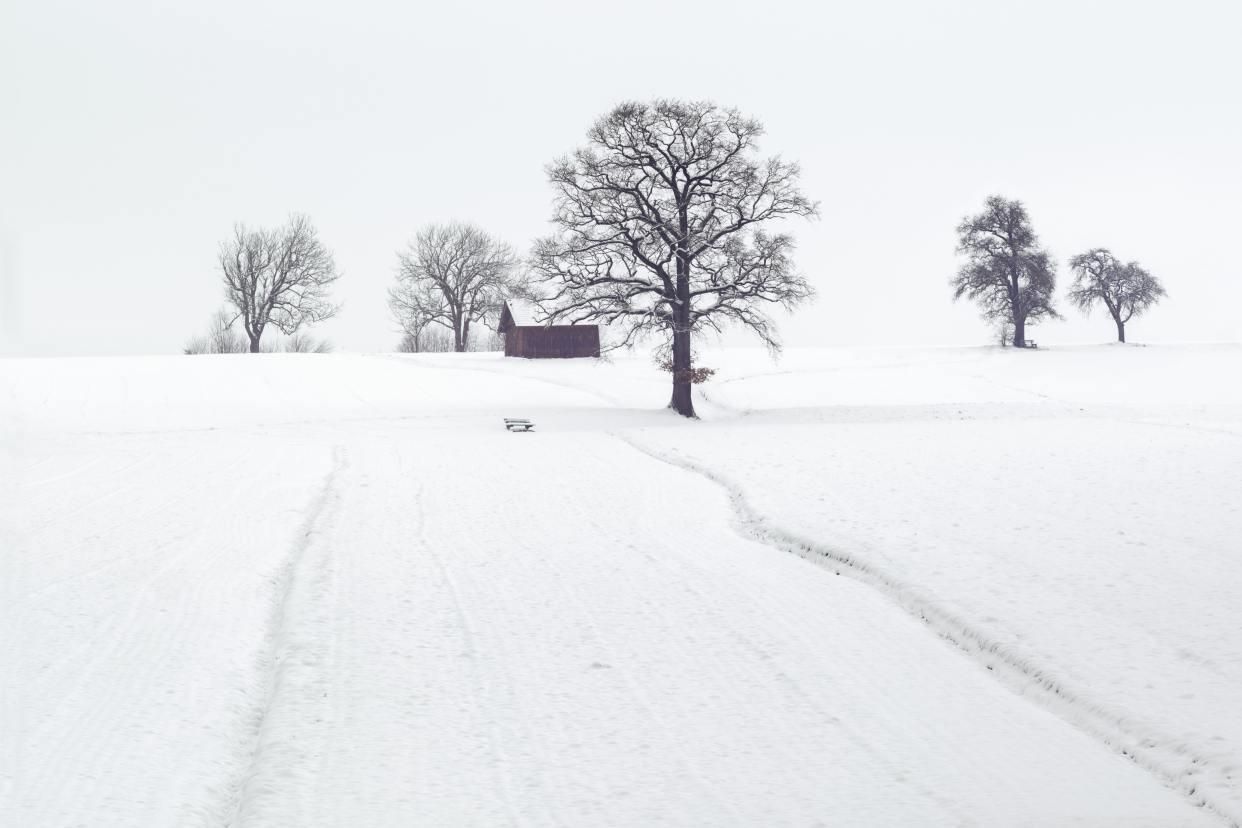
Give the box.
[504,418,535,432]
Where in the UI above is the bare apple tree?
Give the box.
[388,223,518,353]
[219,214,341,353]
[953,196,1058,348]
[1068,248,1165,343]
[529,100,817,417]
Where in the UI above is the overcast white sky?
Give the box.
[1,0,1239,356]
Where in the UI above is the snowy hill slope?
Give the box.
[3,346,1238,826]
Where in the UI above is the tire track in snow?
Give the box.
[536,512,748,824]
[614,433,1240,828]
[217,445,346,828]
[416,477,533,828]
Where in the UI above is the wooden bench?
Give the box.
[1022,340,1038,349]
[504,418,535,432]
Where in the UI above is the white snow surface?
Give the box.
[3,345,1239,827]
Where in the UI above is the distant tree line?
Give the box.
[395,326,504,354]
[953,196,1166,347]
[187,99,1172,416]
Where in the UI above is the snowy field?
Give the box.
[3,345,1240,827]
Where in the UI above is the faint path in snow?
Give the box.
[220,445,347,828]
[614,433,1240,828]
[381,353,627,406]
[417,475,531,827]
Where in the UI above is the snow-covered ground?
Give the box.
[3,345,1239,826]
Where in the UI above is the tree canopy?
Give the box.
[530,99,817,416]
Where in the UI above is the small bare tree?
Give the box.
[469,328,504,352]
[206,308,246,353]
[219,214,341,353]
[396,328,455,353]
[396,331,420,353]
[395,325,501,353]
[1068,248,1165,343]
[280,332,334,353]
[953,196,1058,348]
[530,99,817,417]
[389,223,517,352]
[183,308,247,354]
[387,272,440,353]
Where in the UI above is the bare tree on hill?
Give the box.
[1068,248,1165,343]
[953,196,1058,348]
[396,328,452,353]
[388,223,518,352]
[183,308,246,354]
[529,99,817,417]
[278,332,334,353]
[219,214,341,353]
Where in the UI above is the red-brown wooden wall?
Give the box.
[504,326,600,358]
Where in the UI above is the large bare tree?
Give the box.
[953,196,1058,348]
[219,214,340,353]
[388,223,518,353]
[529,100,817,417]
[1068,248,1165,343]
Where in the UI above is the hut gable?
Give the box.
[497,300,538,333]
[498,300,600,359]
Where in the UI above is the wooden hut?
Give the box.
[497,301,600,359]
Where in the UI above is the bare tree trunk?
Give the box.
[1008,272,1025,348]
[1115,317,1126,343]
[452,312,465,352]
[669,220,697,418]
[669,270,695,417]
[670,330,694,416]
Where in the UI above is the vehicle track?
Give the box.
[220,446,346,828]
[615,432,1239,827]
